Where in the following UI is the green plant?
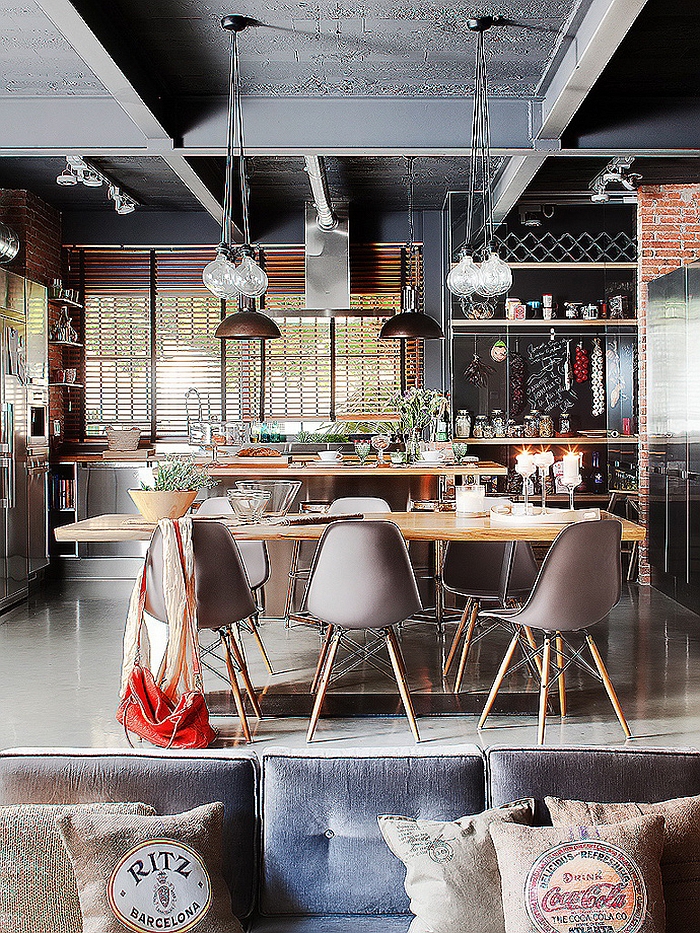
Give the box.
[141,456,215,491]
[393,388,447,435]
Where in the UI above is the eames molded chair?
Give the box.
[442,541,539,692]
[145,522,262,742]
[302,519,422,742]
[197,496,273,673]
[477,519,629,745]
[284,496,391,625]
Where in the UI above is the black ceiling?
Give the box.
[0,0,699,232]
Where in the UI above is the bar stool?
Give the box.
[197,496,274,673]
[144,522,262,743]
[442,541,539,693]
[477,519,630,745]
[283,496,391,625]
[302,519,422,742]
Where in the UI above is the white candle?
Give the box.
[533,450,555,469]
[562,451,581,484]
[456,484,486,514]
[515,450,535,476]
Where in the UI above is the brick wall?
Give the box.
[0,189,62,287]
[637,184,700,583]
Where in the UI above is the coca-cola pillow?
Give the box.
[56,802,243,933]
[490,814,666,933]
[546,793,700,933]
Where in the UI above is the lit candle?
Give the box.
[533,450,555,469]
[515,450,535,476]
[562,451,581,484]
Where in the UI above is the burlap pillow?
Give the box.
[378,799,534,933]
[490,815,666,933]
[0,802,154,933]
[57,802,243,933]
[547,793,700,933]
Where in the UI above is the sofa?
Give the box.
[3,743,700,931]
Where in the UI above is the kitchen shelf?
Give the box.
[48,295,82,309]
[49,382,83,388]
[507,262,637,270]
[463,436,639,446]
[452,319,638,328]
[49,340,83,347]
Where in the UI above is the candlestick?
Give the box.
[515,449,536,515]
[564,474,582,511]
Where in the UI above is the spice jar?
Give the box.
[538,413,554,437]
[491,409,506,437]
[559,412,571,435]
[455,410,472,438]
[473,414,488,438]
[524,411,539,438]
[506,418,517,437]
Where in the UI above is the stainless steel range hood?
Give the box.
[304,201,350,316]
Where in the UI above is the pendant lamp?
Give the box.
[205,14,279,339]
[380,157,444,341]
[446,16,512,300]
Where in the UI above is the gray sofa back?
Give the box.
[0,748,259,919]
[259,746,486,917]
[488,745,700,823]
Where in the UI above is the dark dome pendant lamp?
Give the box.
[208,14,280,341]
[379,157,444,341]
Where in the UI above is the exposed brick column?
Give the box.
[637,184,700,584]
[0,189,61,287]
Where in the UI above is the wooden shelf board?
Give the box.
[508,262,637,270]
[48,296,82,309]
[452,319,638,328]
[49,382,83,388]
[49,340,83,347]
[464,436,639,446]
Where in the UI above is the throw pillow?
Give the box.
[378,799,534,933]
[547,793,700,933]
[0,801,154,933]
[490,814,666,933]
[57,801,243,933]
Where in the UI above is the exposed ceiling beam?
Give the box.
[33,0,223,220]
[491,0,649,228]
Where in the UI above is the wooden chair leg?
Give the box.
[221,632,252,743]
[224,628,262,719]
[586,633,632,738]
[555,633,567,717]
[284,541,301,627]
[453,600,480,694]
[385,627,421,743]
[478,632,520,730]
[538,636,552,745]
[522,626,542,677]
[306,627,341,742]
[247,614,274,675]
[443,599,472,677]
[311,625,334,694]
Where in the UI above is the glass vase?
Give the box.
[402,430,422,463]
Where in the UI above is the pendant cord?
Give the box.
[466,28,494,258]
[223,30,237,249]
[406,155,416,290]
[233,32,252,247]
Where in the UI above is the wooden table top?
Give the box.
[54,510,645,544]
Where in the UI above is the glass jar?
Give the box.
[491,409,506,437]
[538,413,554,437]
[473,414,488,438]
[506,418,517,437]
[482,420,495,439]
[455,410,472,438]
[511,422,524,438]
[559,412,571,435]
[524,411,539,438]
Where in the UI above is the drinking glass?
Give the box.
[354,440,371,464]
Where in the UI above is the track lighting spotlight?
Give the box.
[589,157,641,203]
[56,156,138,215]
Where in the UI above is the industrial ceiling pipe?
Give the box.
[304,156,337,230]
[0,224,19,263]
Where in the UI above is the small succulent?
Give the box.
[141,455,215,492]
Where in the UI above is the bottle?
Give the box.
[491,409,506,437]
[473,414,488,438]
[455,410,472,438]
[591,451,605,492]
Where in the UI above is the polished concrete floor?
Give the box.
[1,578,699,751]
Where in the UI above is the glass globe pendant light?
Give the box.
[204,15,276,336]
[446,17,511,300]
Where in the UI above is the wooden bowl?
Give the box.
[128,489,198,522]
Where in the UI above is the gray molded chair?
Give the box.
[477,519,629,745]
[442,541,539,692]
[145,522,262,743]
[197,496,273,673]
[284,496,391,625]
[302,519,422,742]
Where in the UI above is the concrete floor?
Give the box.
[1,579,699,751]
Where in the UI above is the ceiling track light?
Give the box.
[56,155,139,215]
[589,156,642,203]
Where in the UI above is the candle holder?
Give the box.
[515,463,536,514]
[564,474,582,511]
[538,466,549,512]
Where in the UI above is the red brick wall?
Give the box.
[637,184,700,583]
[0,189,62,287]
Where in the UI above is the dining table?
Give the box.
[55,509,645,625]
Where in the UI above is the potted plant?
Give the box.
[393,388,447,461]
[128,456,215,522]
